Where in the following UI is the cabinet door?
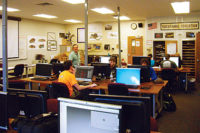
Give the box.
[127,36,143,64]
[196,32,200,81]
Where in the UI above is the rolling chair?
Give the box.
[161,68,177,93]
[50,81,70,98]
[108,83,129,96]
[8,64,24,78]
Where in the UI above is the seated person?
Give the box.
[160,54,177,69]
[58,60,97,98]
[148,54,155,67]
[141,59,157,81]
[108,57,117,79]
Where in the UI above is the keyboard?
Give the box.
[126,85,139,89]
[31,77,49,81]
[78,81,90,86]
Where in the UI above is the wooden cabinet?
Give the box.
[195,32,200,81]
[182,40,195,78]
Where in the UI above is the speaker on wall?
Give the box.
[138,23,143,28]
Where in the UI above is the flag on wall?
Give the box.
[148,22,157,30]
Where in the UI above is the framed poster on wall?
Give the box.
[77,28,85,43]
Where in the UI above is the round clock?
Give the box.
[131,23,137,30]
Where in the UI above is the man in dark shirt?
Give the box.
[160,54,177,69]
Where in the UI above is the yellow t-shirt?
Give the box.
[58,70,78,97]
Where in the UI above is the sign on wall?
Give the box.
[160,22,199,30]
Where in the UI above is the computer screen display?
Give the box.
[91,63,110,78]
[75,66,94,82]
[52,63,64,76]
[132,56,151,65]
[116,68,140,85]
[36,63,52,77]
[128,65,150,83]
[100,56,110,63]
[163,57,179,67]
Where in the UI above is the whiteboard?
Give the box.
[0,19,19,58]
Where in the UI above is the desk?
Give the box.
[153,67,191,92]
[0,66,15,71]
[91,79,168,118]
[21,77,57,90]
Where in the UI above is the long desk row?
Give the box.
[21,77,167,118]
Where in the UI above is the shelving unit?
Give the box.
[153,41,165,66]
[182,40,195,78]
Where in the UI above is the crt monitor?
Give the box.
[52,63,64,76]
[116,68,140,86]
[75,66,94,82]
[132,56,151,65]
[36,63,52,77]
[163,56,180,67]
[128,65,150,83]
[91,95,150,133]
[100,56,110,63]
[91,63,110,78]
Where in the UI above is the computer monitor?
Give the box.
[52,63,64,76]
[0,92,8,131]
[116,68,140,86]
[128,65,150,83]
[163,56,180,67]
[36,63,52,77]
[7,88,47,118]
[91,63,110,78]
[90,95,151,133]
[100,56,110,63]
[75,66,94,82]
[132,56,151,65]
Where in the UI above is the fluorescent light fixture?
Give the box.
[64,19,81,23]
[91,7,114,14]
[114,16,130,20]
[62,0,84,4]
[0,6,20,12]
[171,1,190,14]
[33,14,57,19]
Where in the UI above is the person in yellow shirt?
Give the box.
[58,60,97,98]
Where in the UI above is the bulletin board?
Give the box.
[165,41,177,55]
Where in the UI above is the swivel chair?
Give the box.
[108,83,129,96]
[50,82,70,98]
[161,68,177,93]
[8,64,24,78]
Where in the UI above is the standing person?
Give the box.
[107,57,117,80]
[160,54,177,69]
[148,54,155,67]
[141,59,157,81]
[58,60,97,98]
[69,44,80,66]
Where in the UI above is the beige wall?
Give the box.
[65,21,146,63]
[7,19,65,68]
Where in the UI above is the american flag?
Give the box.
[148,22,157,30]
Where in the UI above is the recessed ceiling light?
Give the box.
[171,1,190,14]
[62,0,85,4]
[33,14,57,19]
[91,7,114,14]
[0,6,20,12]
[113,16,130,20]
[64,19,82,23]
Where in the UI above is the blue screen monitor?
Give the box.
[116,68,140,86]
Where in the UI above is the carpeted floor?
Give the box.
[157,82,200,133]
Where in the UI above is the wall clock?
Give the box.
[131,23,137,30]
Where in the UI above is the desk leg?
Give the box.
[152,94,156,118]
[29,82,32,90]
[185,72,188,92]
[26,67,28,78]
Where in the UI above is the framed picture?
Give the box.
[47,40,57,51]
[155,33,163,38]
[77,28,85,43]
[186,32,195,38]
[105,24,112,30]
[165,32,174,38]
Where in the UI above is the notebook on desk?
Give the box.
[116,68,141,89]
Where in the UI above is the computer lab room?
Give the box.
[0,0,200,133]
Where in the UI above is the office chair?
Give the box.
[47,99,58,113]
[108,83,129,96]
[161,68,177,93]
[8,80,26,89]
[8,64,24,78]
[50,82,70,98]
